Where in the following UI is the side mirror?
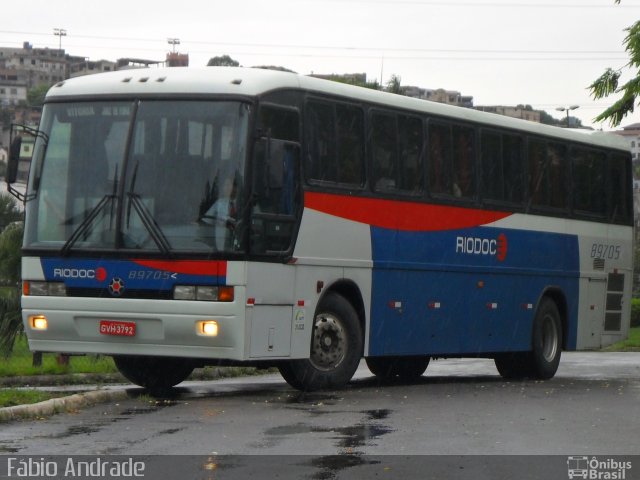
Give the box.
[6,124,42,202]
[6,134,22,184]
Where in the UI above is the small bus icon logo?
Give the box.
[567,456,589,479]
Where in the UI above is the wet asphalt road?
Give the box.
[0,352,639,457]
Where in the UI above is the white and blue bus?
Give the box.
[7,67,633,392]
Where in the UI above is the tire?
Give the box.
[366,356,429,381]
[530,297,563,379]
[494,351,533,379]
[113,355,195,394]
[494,297,562,380]
[278,292,363,391]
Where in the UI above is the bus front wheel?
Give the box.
[113,355,195,394]
[494,297,562,380]
[278,292,363,391]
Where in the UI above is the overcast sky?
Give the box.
[3,0,640,129]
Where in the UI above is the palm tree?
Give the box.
[0,290,21,357]
[0,220,23,358]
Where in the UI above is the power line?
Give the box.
[301,0,640,7]
[0,31,629,62]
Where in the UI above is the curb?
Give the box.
[0,388,130,423]
[0,373,126,388]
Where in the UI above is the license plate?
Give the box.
[99,320,136,337]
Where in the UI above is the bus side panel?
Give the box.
[367,226,580,356]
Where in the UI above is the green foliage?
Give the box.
[27,85,50,108]
[0,221,23,285]
[207,55,240,67]
[0,290,21,357]
[386,74,402,94]
[0,218,23,357]
[589,3,640,127]
[602,327,640,351]
[631,298,640,327]
[0,194,22,231]
[0,389,54,407]
[539,110,583,127]
[321,75,380,90]
[251,65,296,73]
[0,337,118,377]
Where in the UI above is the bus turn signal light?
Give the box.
[173,285,234,302]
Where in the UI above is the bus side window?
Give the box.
[528,139,547,207]
[305,101,336,182]
[572,147,607,218]
[305,100,364,187]
[547,143,568,209]
[481,131,502,201]
[398,115,424,194]
[428,122,452,196]
[609,154,632,224]
[503,134,523,204]
[371,112,397,191]
[452,125,475,198]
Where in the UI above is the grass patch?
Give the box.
[0,336,118,377]
[602,327,640,352]
[0,389,57,408]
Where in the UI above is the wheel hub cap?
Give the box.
[310,314,347,371]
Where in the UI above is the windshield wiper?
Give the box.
[125,161,171,255]
[60,164,120,257]
[126,193,171,254]
[60,194,115,257]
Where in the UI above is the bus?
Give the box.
[7,67,633,392]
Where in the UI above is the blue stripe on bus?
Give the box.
[40,258,225,291]
[368,226,579,356]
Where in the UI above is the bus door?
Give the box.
[250,105,301,255]
[246,105,301,358]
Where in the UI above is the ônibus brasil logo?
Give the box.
[455,233,508,262]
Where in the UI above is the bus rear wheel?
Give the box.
[366,356,429,381]
[494,297,562,380]
[113,355,195,394]
[278,292,363,391]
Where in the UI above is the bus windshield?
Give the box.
[24,100,250,254]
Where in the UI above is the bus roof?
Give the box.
[47,66,629,152]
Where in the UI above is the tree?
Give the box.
[27,85,50,108]
[539,110,584,128]
[386,74,403,94]
[207,55,240,67]
[0,221,23,357]
[589,0,640,127]
[251,65,296,73]
[0,193,22,230]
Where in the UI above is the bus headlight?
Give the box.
[173,285,234,302]
[23,281,67,296]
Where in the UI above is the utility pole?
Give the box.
[556,105,580,127]
[53,28,67,51]
[167,38,180,53]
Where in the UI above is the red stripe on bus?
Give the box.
[305,192,511,231]
[131,259,227,276]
